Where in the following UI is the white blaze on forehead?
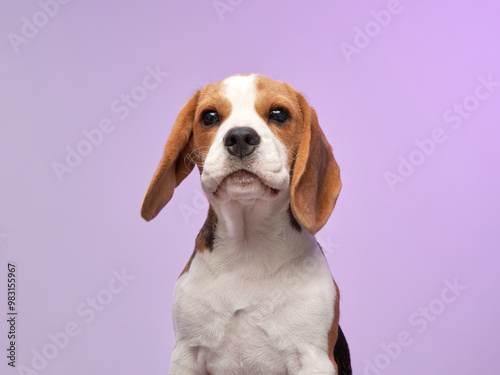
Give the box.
[221,74,258,123]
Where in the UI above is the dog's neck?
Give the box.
[207,191,318,277]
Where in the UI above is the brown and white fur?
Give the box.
[141,74,352,375]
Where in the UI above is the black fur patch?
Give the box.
[334,325,352,375]
[288,206,302,232]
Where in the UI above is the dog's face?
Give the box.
[197,75,302,203]
[141,74,341,234]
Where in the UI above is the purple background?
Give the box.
[1,0,499,374]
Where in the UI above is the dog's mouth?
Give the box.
[213,170,280,198]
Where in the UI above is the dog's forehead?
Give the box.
[198,74,295,109]
[222,74,257,104]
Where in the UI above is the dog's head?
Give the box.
[141,74,341,234]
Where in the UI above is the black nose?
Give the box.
[223,127,261,158]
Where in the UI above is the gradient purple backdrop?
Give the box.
[1,0,499,374]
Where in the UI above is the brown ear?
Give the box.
[140,91,200,221]
[290,93,341,234]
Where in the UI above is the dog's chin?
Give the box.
[210,170,281,203]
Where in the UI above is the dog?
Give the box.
[141,74,352,375]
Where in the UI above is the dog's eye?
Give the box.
[269,108,289,124]
[201,110,220,126]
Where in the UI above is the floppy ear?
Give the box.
[141,91,200,221]
[290,93,341,235]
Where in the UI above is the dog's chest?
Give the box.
[172,246,335,374]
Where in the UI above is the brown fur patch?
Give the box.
[141,91,201,221]
[290,93,341,235]
[179,206,217,278]
[328,280,341,370]
[195,205,217,253]
[191,81,232,172]
[253,75,341,235]
[179,250,197,278]
[254,75,305,169]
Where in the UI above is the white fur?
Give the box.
[170,75,338,375]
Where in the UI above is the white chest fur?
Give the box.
[169,213,338,375]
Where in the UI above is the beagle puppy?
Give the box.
[141,74,352,375]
